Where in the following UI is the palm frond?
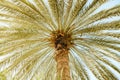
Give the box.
[74,21,120,34]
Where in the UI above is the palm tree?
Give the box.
[0,0,120,80]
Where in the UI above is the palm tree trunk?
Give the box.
[55,49,71,80]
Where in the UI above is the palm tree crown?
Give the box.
[0,0,120,80]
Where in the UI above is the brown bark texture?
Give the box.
[53,32,72,80]
[55,49,71,80]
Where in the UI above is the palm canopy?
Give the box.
[0,0,120,80]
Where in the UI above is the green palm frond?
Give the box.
[0,0,120,80]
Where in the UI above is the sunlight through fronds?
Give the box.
[0,0,120,80]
